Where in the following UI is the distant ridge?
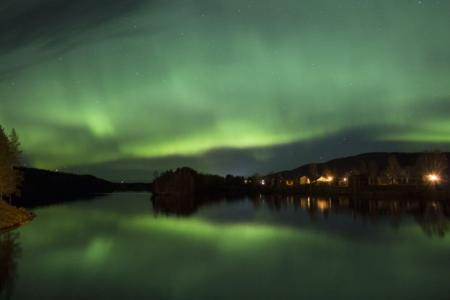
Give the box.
[14,167,150,207]
[266,152,450,179]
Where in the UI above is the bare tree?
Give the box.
[385,155,402,184]
[368,161,379,185]
[308,164,319,179]
[416,151,448,176]
[354,159,368,175]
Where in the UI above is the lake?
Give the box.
[1,192,449,300]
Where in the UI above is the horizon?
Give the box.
[19,150,450,183]
[1,0,450,181]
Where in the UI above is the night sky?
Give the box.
[0,0,449,181]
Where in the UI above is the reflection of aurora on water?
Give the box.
[3,193,450,300]
[152,194,450,237]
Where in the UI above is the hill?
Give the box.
[265,152,450,180]
[14,167,150,207]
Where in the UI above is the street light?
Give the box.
[426,173,441,184]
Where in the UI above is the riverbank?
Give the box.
[0,200,34,231]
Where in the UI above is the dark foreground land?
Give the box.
[9,151,450,209]
[13,167,150,207]
[152,167,450,198]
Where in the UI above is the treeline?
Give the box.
[336,151,449,185]
[265,151,449,187]
[0,125,22,202]
[152,167,247,196]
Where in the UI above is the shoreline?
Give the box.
[0,200,35,231]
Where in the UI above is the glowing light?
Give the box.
[426,174,441,184]
[317,176,334,183]
[317,199,330,211]
[299,176,311,185]
[260,179,266,186]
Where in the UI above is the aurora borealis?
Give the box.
[1,0,450,180]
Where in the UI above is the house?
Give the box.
[299,176,311,185]
[285,179,295,187]
[316,176,334,184]
[338,177,349,187]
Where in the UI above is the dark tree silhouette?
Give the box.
[385,155,402,184]
[308,164,319,179]
[368,161,379,185]
[0,126,22,202]
[356,159,368,175]
[416,151,448,177]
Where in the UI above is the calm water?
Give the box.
[1,192,450,300]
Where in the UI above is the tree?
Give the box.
[416,151,448,176]
[385,155,402,184]
[308,164,319,179]
[0,126,22,202]
[356,159,368,175]
[0,126,9,200]
[368,161,379,185]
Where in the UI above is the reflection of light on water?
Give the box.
[300,198,308,209]
[338,198,349,207]
[317,199,330,211]
[9,193,450,300]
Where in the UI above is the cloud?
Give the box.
[0,0,150,53]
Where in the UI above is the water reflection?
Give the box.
[151,194,230,217]
[4,193,450,300]
[0,232,21,300]
[152,194,450,237]
[415,202,449,237]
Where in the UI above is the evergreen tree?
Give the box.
[0,126,22,202]
[0,126,9,200]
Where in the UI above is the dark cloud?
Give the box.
[0,0,160,80]
[415,96,450,119]
[65,126,450,181]
[0,0,151,53]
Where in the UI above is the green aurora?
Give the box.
[0,0,449,178]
